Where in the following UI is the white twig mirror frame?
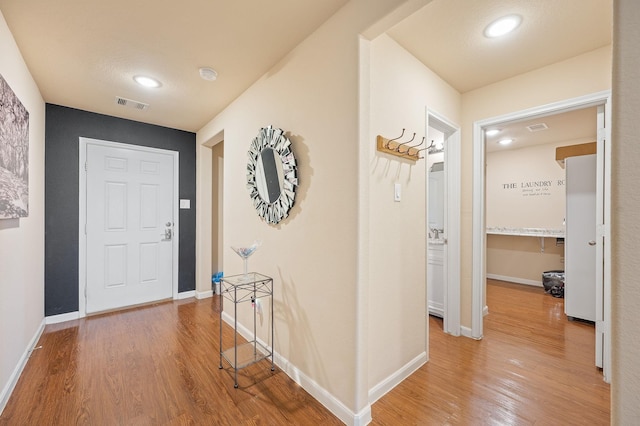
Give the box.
[246,126,298,224]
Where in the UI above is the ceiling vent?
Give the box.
[526,123,548,132]
[115,96,149,111]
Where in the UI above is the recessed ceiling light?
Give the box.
[498,138,513,146]
[485,129,501,136]
[484,15,522,38]
[199,67,218,81]
[133,75,162,88]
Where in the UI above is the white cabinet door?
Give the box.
[86,143,175,314]
[565,155,597,322]
[428,244,445,317]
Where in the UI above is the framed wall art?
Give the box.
[0,73,29,219]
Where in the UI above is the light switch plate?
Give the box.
[179,199,191,209]
[394,183,401,202]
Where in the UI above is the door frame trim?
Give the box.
[78,137,180,317]
[427,109,461,336]
[471,91,611,379]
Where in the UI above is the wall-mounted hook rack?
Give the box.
[376,130,423,161]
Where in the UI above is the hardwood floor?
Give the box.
[0,297,342,425]
[372,279,610,425]
[1,280,609,425]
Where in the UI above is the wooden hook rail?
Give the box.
[376,129,424,161]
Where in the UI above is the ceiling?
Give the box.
[389,0,611,152]
[387,0,612,94]
[0,0,350,132]
[483,106,597,153]
[0,0,612,133]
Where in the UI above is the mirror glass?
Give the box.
[256,148,284,204]
[246,125,298,224]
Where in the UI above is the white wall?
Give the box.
[612,0,640,422]
[196,1,420,423]
[367,33,460,397]
[0,11,45,412]
[486,141,576,230]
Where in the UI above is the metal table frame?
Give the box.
[218,272,274,388]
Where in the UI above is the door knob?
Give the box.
[588,240,596,246]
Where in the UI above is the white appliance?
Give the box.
[564,154,597,322]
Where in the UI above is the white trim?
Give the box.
[368,352,427,405]
[472,90,612,341]
[78,137,180,318]
[45,311,80,325]
[356,36,372,420]
[486,274,542,288]
[460,325,475,339]
[195,289,213,299]
[427,110,461,337]
[603,97,612,383]
[0,319,45,415]
[428,303,444,318]
[176,291,195,300]
[221,312,368,426]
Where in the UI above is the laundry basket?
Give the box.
[542,270,565,298]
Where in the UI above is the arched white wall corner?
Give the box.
[471,90,612,340]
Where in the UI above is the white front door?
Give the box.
[84,140,176,314]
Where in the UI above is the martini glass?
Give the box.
[230,241,261,281]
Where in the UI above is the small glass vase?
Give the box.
[230,241,261,281]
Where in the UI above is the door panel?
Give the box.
[564,154,597,322]
[86,143,174,314]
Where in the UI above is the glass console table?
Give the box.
[218,272,274,388]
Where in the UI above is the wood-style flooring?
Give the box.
[0,279,609,425]
[372,279,610,425]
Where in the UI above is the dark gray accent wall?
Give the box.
[45,104,196,316]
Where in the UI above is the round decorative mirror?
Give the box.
[246,126,298,224]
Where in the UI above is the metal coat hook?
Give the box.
[386,128,405,148]
[401,136,425,155]
[406,136,425,150]
[375,130,423,162]
[396,133,416,152]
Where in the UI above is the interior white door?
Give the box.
[595,102,610,376]
[564,154,597,323]
[86,143,175,313]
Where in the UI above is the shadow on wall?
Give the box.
[275,267,330,397]
[372,151,420,183]
[272,132,312,229]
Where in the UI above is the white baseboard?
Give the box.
[195,289,213,299]
[461,325,473,338]
[368,352,427,404]
[428,302,444,318]
[45,311,80,325]
[487,273,542,287]
[221,311,368,426]
[0,319,45,415]
[177,290,196,300]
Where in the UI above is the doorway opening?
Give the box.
[471,91,611,382]
[426,110,461,336]
[211,141,224,294]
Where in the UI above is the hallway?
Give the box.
[371,279,610,424]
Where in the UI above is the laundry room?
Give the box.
[485,106,598,320]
